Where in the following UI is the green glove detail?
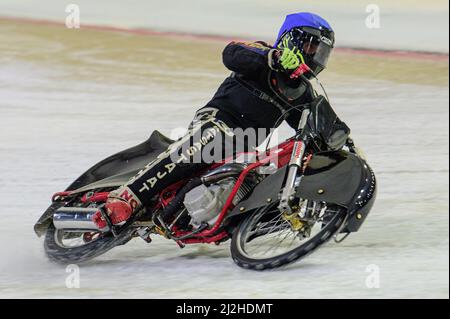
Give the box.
[278,38,306,71]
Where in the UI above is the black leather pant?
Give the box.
[118,108,254,207]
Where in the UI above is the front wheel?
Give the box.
[230,202,347,271]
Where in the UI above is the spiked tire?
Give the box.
[230,205,347,271]
[44,224,133,264]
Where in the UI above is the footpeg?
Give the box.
[137,227,152,243]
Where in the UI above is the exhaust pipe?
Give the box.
[201,163,247,185]
[53,207,100,231]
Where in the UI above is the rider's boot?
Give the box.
[92,187,141,230]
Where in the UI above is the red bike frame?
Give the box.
[51,139,297,245]
[171,139,296,244]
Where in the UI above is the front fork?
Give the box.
[278,109,310,215]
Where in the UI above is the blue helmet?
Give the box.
[276,12,335,75]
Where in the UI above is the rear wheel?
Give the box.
[230,202,346,270]
[44,224,134,264]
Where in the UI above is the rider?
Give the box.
[93,12,336,229]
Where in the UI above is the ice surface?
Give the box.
[0,20,448,298]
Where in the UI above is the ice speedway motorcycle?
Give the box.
[34,96,377,270]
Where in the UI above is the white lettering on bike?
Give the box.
[137,127,218,194]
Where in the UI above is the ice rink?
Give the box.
[0,2,448,298]
[0,0,449,53]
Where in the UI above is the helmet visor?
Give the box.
[311,39,333,72]
[299,33,333,73]
[284,28,334,74]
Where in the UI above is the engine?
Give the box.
[183,177,253,228]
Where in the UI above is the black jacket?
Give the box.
[204,41,315,131]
